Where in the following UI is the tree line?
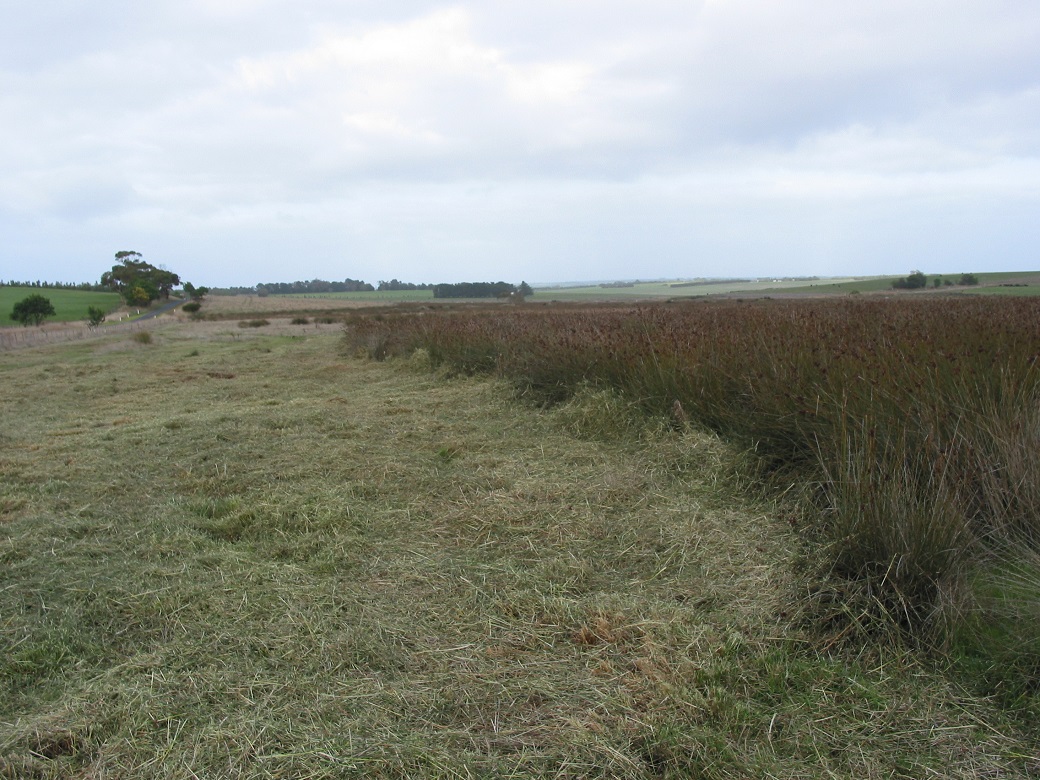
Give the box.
[1,280,108,291]
[433,281,534,299]
[892,270,979,289]
[213,279,532,298]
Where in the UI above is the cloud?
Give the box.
[2,1,1039,285]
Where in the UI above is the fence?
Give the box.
[0,318,165,352]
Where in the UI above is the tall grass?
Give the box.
[344,298,1040,644]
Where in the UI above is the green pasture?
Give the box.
[535,272,1040,300]
[766,270,1040,296]
[0,287,122,326]
[534,277,865,300]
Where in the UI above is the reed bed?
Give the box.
[345,297,1040,645]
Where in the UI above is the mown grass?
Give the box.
[3,325,1038,776]
[0,287,122,326]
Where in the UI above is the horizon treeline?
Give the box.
[212,278,534,298]
[0,279,109,291]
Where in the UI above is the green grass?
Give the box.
[768,271,1040,296]
[0,287,122,327]
[533,278,865,300]
[2,325,1037,776]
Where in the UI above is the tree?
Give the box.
[959,273,979,286]
[10,294,56,326]
[183,282,209,301]
[101,251,181,305]
[86,306,106,329]
[892,270,928,290]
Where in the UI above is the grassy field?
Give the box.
[2,319,1038,777]
[0,287,122,326]
[759,271,1040,296]
[536,271,1040,300]
[531,279,865,300]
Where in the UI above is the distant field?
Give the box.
[0,287,122,326]
[761,270,1040,296]
[279,290,434,302]
[533,272,1040,300]
[533,278,866,300]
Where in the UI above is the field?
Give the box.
[2,310,1040,777]
[0,287,122,326]
[536,271,1040,300]
[530,278,859,300]
[346,298,1040,648]
[764,271,1040,296]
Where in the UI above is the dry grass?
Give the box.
[1,322,1037,777]
[199,294,381,318]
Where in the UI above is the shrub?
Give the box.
[10,294,55,326]
[86,306,107,328]
[291,317,310,325]
[131,331,152,344]
[182,302,201,314]
[892,270,929,289]
[238,319,270,328]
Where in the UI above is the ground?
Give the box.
[0,319,1036,778]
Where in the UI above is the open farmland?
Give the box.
[2,312,1039,778]
[0,287,121,326]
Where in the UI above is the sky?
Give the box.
[2,1,1039,288]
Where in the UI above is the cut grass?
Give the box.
[1,326,1037,777]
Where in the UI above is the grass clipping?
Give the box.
[0,325,1036,778]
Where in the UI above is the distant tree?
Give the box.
[959,273,979,286]
[86,306,106,329]
[433,281,517,299]
[183,282,209,301]
[101,251,180,305]
[10,294,56,326]
[518,281,534,298]
[933,277,942,288]
[892,270,928,290]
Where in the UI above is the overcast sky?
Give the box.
[2,1,1038,287]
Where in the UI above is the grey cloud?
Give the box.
[2,1,1039,286]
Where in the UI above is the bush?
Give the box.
[86,306,107,328]
[892,270,929,289]
[238,319,270,328]
[182,302,201,313]
[131,331,152,344]
[291,317,310,325]
[10,294,55,326]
